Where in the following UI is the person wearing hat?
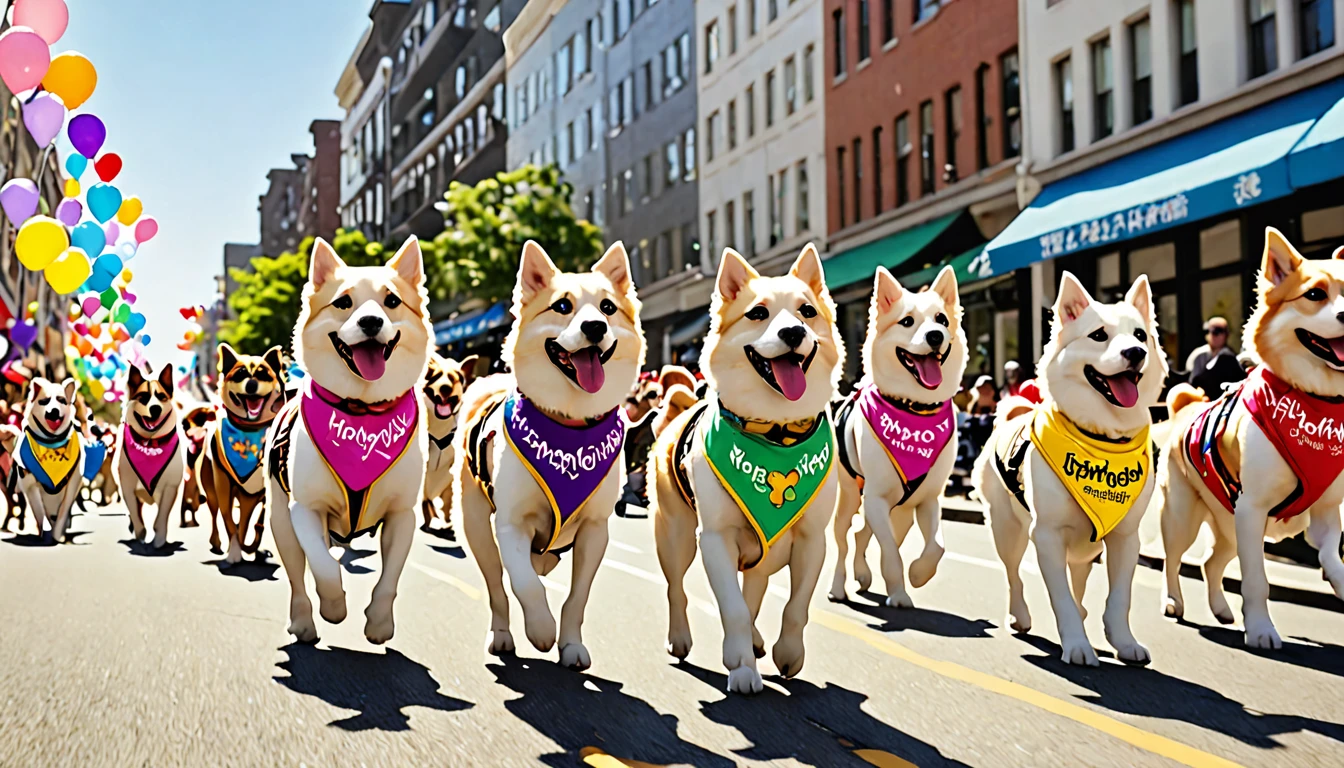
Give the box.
[1186,316,1245,396]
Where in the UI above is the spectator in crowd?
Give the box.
[1186,317,1246,396]
[1003,360,1026,397]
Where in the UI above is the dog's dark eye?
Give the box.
[1134,329,1148,343]
[935,313,949,327]
[38,397,50,406]
[56,396,68,406]
[332,295,353,310]
[600,299,618,316]
[1089,328,1109,343]
[1304,287,1328,302]
[551,298,574,315]
[899,316,915,328]
[746,305,770,321]
[384,293,402,309]
[799,304,817,319]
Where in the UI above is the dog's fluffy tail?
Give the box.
[1166,384,1208,419]
[653,384,699,438]
[994,395,1037,427]
[659,366,696,397]
[458,373,513,428]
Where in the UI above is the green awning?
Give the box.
[822,211,961,290]
[897,243,989,289]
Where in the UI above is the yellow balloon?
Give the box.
[64,178,80,198]
[120,268,133,282]
[116,196,143,225]
[44,248,93,295]
[15,216,69,270]
[87,379,105,400]
[42,52,98,110]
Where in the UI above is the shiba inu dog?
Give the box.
[973,273,1164,666]
[266,236,432,645]
[420,353,477,535]
[1158,228,1344,649]
[650,245,844,694]
[454,240,644,669]
[829,265,968,605]
[9,378,85,542]
[199,344,285,566]
[117,364,186,549]
[180,404,217,528]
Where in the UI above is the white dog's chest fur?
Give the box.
[845,411,957,508]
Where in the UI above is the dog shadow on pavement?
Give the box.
[1173,617,1344,680]
[1017,634,1344,748]
[840,591,998,638]
[274,643,473,731]
[487,655,734,768]
[336,545,376,575]
[429,543,466,559]
[200,557,279,582]
[2,529,92,547]
[117,537,186,557]
[675,661,972,767]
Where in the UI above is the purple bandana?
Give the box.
[300,380,419,492]
[122,424,181,494]
[503,393,625,551]
[856,383,955,486]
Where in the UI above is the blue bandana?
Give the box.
[218,416,267,483]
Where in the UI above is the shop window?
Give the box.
[1129,242,1176,282]
[1199,219,1242,269]
[1300,0,1336,57]
[1302,205,1344,243]
[1098,252,1121,291]
[1202,275,1245,352]
[1155,293,1180,366]
[1248,0,1277,78]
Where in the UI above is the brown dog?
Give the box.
[420,353,477,534]
[179,405,217,527]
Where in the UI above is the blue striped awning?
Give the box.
[434,302,510,346]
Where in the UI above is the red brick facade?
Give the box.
[824,0,1020,235]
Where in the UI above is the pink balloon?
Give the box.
[22,91,65,147]
[80,296,100,318]
[13,0,69,46]
[55,197,81,226]
[104,221,119,245]
[0,27,51,94]
[134,217,158,244]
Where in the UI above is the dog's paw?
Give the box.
[318,593,348,625]
[853,561,873,592]
[1244,620,1282,650]
[288,597,318,644]
[1060,637,1100,667]
[1113,641,1151,666]
[885,591,914,609]
[752,626,766,659]
[1323,568,1344,601]
[364,603,395,645]
[1208,595,1234,625]
[666,630,692,660]
[726,665,763,695]
[488,629,516,656]
[559,643,591,671]
[524,613,557,653]
[151,536,168,549]
[908,547,943,589]
[772,636,805,678]
[1162,594,1184,619]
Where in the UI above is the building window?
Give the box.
[766,70,776,127]
[744,190,756,256]
[749,0,759,36]
[665,140,680,189]
[944,85,962,182]
[707,110,720,162]
[728,5,739,54]
[1131,18,1152,126]
[558,41,573,97]
[643,61,655,110]
[746,84,756,137]
[1300,0,1336,58]
[706,20,720,74]
[852,137,863,223]
[769,0,778,23]
[858,0,872,61]
[725,200,736,253]
[895,113,910,206]
[615,0,629,39]
[566,121,577,166]
[775,169,787,243]
[728,99,738,150]
[1248,0,1277,77]
[836,146,847,228]
[919,101,935,196]
[1091,38,1113,141]
[683,126,697,181]
[883,0,894,43]
[916,0,939,23]
[706,210,717,268]
[680,32,692,83]
[768,174,779,245]
[796,162,809,233]
[872,126,883,213]
[1056,57,1074,154]
[1178,0,1198,106]
[833,9,847,77]
[1001,49,1021,157]
[587,106,598,149]
[643,153,656,200]
[974,64,989,170]
[803,44,816,102]
[784,56,798,115]
[577,24,591,75]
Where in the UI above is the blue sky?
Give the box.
[53,0,370,365]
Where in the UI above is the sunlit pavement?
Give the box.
[1,501,1342,767]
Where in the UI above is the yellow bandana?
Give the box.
[22,430,82,494]
[1030,408,1150,540]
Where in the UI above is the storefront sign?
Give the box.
[1036,193,1191,260]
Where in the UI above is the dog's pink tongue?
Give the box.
[1329,337,1344,361]
[771,358,808,401]
[571,348,606,394]
[912,354,944,389]
[351,343,387,381]
[1108,374,1140,408]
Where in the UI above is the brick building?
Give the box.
[299,119,342,244]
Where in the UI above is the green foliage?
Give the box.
[431,164,604,304]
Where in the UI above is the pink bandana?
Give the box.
[856,383,955,488]
[122,424,181,494]
[300,380,419,492]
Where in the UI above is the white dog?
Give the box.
[117,364,186,549]
[266,236,432,645]
[650,245,844,694]
[9,378,86,543]
[454,240,644,670]
[973,273,1165,666]
[829,265,968,605]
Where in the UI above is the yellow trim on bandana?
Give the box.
[1031,407,1150,541]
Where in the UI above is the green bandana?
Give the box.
[702,404,835,569]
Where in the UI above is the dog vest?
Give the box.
[17,428,81,494]
[215,413,269,486]
[81,437,107,482]
[1185,366,1344,520]
[841,384,954,503]
[702,403,835,569]
[503,393,625,553]
[995,408,1150,540]
[122,424,180,495]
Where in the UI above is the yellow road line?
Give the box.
[813,611,1244,768]
[409,561,482,601]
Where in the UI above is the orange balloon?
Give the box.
[112,326,129,342]
[88,324,102,339]
[74,336,93,356]
[42,52,97,109]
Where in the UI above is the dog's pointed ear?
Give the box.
[789,243,827,298]
[593,241,633,295]
[931,265,960,312]
[62,378,77,402]
[517,240,559,304]
[460,354,480,385]
[1125,274,1154,323]
[218,343,238,377]
[1333,245,1344,261]
[263,346,284,376]
[309,238,346,289]
[29,377,47,401]
[1263,227,1304,287]
[389,235,425,287]
[1054,271,1094,325]
[127,365,145,392]
[716,248,758,303]
[873,266,905,314]
[157,364,175,397]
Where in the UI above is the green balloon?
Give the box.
[100,288,118,309]
[114,303,131,324]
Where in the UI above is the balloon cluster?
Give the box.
[176,305,206,351]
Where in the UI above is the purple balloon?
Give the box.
[104,221,119,246]
[55,197,81,226]
[0,178,40,224]
[67,113,106,159]
[22,92,65,147]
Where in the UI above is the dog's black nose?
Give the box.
[1336,310,1344,324]
[778,325,806,349]
[245,380,258,395]
[1121,346,1147,366]
[581,320,608,344]
[358,315,384,337]
[925,329,945,352]
[148,404,162,420]
[45,408,60,421]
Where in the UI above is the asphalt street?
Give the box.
[1,500,1342,767]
